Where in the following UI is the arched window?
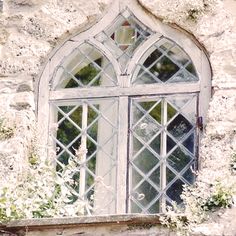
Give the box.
[37,0,211,215]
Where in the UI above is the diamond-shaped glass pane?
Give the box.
[69,106,83,128]
[139,101,162,124]
[167,114,193,140]
[166,179,185,204]
[132,181,159,207]
[133,116,160,142]
[167,147,192,172]
[149,56,179,82]
[95,11,152,71]
[133,149,159,174]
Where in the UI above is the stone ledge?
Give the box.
[3,214,162,230]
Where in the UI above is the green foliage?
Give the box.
[204,183,234,210]
[0,119,15,140]
[160,180,235,235]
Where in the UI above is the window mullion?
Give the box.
[160,98,168,212]
[116,96,129,214]
[79,102,88,199]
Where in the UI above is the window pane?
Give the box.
[95,10,152,70]
[129,95,197,213]
[133,38,199,84]
[52,98,118,215]
[52,43,117,89]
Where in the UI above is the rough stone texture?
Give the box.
[0,0,235,235]
[0,0,112,188]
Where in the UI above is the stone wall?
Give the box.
[0,0,235,235]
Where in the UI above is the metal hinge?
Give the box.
[197,116,203,131]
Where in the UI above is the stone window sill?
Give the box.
[3,214,161,230]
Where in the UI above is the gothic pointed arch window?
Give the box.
[37,0,211,215]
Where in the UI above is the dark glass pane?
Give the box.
[167,147,192,172]
[149,56,179,82]
[57,118,80,145]
[167,136,176,153]
[143,49,162,68]
[166,167,176,184]
[166,179,184,204]
[167,114,192,140]
[183,168,195,184]
[183,133,195,153]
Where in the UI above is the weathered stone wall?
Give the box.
[0,0,112,185]
[0,0,235,235]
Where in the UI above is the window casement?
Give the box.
[37,0,211,215]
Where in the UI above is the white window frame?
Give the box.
[36,0,212,215]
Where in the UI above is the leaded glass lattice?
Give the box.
[52,98,118,215]
[95,9,153,71]
[51,43,117,90]
[129,95,197,213]
[133,38,198,84]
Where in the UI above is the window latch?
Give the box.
[197,116,203,131]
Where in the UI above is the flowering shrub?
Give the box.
[160,177,236,235]
[0,153,88,222]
